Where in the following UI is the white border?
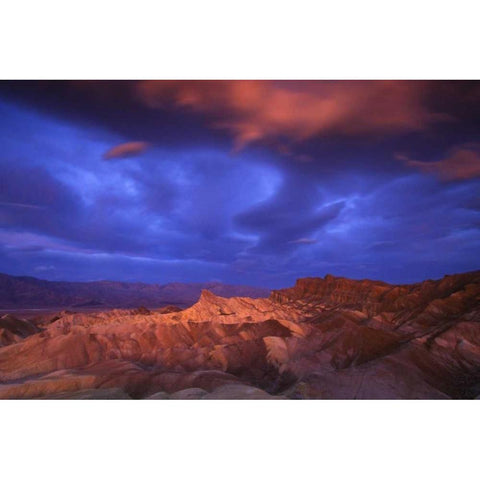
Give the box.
[1,400,478,480]
[1,1,479,79]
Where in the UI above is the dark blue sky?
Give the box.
[0,81,479,287]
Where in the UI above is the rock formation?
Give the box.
[0,271,479,399]
[0,314,39,347]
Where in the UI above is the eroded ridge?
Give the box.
[1,271,479,399]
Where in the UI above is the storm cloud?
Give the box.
[0,81,479,287]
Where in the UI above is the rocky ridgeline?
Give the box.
[0,271,479,399]
[270,271,480,316]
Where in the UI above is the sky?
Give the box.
[0,80,479,288]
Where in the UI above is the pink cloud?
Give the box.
[136,81,446,149]
[103,141,150,160]
[396,145,480,181]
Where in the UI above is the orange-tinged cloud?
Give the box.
[396,145,480,181]
[136,81,445,149]
[103,141,150,160]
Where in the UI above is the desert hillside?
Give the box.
[0,271,479,399]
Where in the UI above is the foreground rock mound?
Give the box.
[0,271,479,399]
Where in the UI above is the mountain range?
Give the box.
[0,272,269,309]
[0,270,479,399]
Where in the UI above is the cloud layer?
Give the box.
[136,80,445,149]
[0,81,479,287]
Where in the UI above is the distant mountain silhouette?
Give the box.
[0,272,270,309]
